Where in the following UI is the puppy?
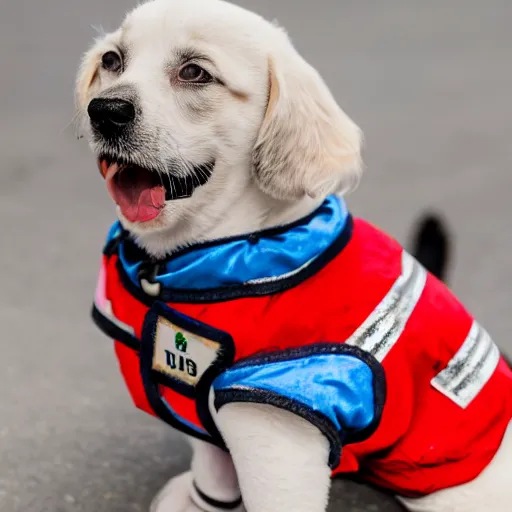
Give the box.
[76,1,512,511]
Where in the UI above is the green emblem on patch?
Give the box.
[175,332,188,352]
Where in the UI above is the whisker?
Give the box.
[171,174,176,198]
[198,166,209,181]
[60,111,83,138]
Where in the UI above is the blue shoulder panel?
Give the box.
[106,220,122,245]
[101,220,124,256]
[213,345,386,468]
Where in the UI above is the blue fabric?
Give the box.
[162,397,208,435]
[114,195,349,291]
[106,220,122,245]
[213,353,376,435]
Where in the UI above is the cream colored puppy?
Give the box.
[77,0,361,257]
[76,1,512,511]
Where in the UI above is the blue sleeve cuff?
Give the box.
[213,344,386,468]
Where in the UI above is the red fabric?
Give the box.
[99,218,512,497]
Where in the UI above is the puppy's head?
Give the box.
[76,0,362,243]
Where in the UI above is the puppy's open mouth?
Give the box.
[98,157,215,223]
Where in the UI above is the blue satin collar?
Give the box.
[108,195,350,291]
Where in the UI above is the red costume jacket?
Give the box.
[92,196,512,498]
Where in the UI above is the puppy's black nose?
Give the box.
[88,98,136,137]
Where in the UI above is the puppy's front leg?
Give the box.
[151,438,243,512]
[189,438,244,512]
[216,402,332,512]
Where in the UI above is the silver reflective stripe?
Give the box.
[246,257,317,284]
[346,251,427,362]
[431,321,500,409]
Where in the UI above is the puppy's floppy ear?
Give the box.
[75,42,103,109]
[252,40,363,200]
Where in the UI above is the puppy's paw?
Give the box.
[150,471,199,512]
[150,471,245,512]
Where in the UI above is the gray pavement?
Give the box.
[1,1,511,511]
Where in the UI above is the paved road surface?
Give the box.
[1,1,511,511]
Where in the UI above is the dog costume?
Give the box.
[92,196,512,498]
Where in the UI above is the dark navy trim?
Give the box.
[192,481,242,510]
[151,370,196,400]
[91,303,140,351]
[140,301,235,448]
[213,344,386,468]
[230,343,386,444]
[114,214,353,305]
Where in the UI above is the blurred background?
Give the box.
[1,1,511,511]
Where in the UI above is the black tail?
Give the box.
[410,213,451,282]
[410,214,512,368]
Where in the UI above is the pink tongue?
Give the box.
[106,167,166,223]
[117,186,165,223]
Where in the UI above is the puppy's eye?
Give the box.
[178,64,213,83]
[101,51,123,73]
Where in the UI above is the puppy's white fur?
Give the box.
[76,1,512,511]
[76,0,361,258]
